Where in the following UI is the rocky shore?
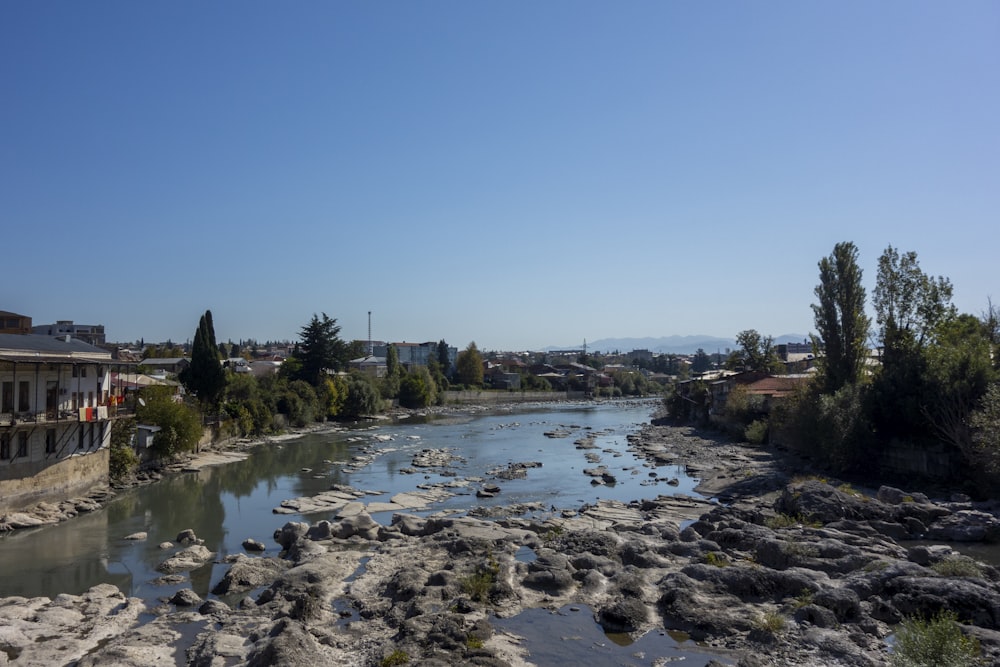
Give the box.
[2,414,1000,666]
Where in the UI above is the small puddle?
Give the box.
[493,604,735,666]
[334,555,372,628]
[515,545,537,563]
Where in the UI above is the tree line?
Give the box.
[667,241,1000,496]
[110,311,493,481]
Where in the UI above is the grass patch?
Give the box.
[863,559,890,572]
[380,649,410,667]
[890,609,980,667]
[753,611,786,634]
[792,588,814,609]
[460,556,500,602]
[466,636,485,650]
[703,551,730,567]
[930,556,985,579]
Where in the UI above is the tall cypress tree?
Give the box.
[181,310,226,409]
[812,242,870,393]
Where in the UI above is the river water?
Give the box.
[0,399,696,604]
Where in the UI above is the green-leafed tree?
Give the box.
[108,417,138,483]
[971,383,1000,479]
[380,344,401,399]
[734,329,784,374]
[922,314,997,471]
[341,373,382,418]
[294,313,348,386]
[136,386,203,459]
[691,348,712,374]
[456,342,484,387]
[437,340,451,377]
[871,246,957,441]
[180,310,226,410]
[812,241,870,392]
[399,367,436,408]
[873,245,956,354]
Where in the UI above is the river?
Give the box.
[0,399,692,606]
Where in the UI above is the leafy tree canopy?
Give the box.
[294,313,348,386]
[456,342,484,387]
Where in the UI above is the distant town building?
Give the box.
[31,320,106,346]
[0,311,32,335]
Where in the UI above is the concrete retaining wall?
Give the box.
[880,441,958,479]
[443,390,587,404]
[0,448,110,512]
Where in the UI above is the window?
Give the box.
[88,423,94,448]
[1,382,12,413]
[78,426,84,450]
[18,381,29,412]
[0,434,9,459]
[72,392,79,411]
[46,429,56,454]
[16,432,27,458]
[88,391,94,408]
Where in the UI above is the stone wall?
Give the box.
[880,440,958,479]
[0,448,110,512]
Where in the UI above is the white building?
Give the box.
[0,333,116,511]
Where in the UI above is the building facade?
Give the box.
[31,320,107,346]
[0,333,116,511]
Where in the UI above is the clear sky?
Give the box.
[3,2,997,352]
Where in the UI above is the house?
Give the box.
[31,320,106,346]
[349,355,387,378]
[139,357,191,375]
[0,333,118,511]
[0,311,32,335]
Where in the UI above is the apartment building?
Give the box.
[0,333,116,511]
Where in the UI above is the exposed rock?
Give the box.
[156,545,215,574]
[242,538,267,552]
[168,588,202,607]
[211,555,291,595]
[175,528,198,545]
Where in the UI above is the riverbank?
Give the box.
[3,406,999,666]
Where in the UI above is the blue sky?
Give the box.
[3,2,997,351]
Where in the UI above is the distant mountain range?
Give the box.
[548,334,811,355]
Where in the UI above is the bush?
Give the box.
[771,381,872,472]
[340,373,382,419]
[135,387,203,459]
[890,609,980,667]
[108,417,138,483]
[930,556,984,578]
[745,419,768,445]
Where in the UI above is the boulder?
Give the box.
[212,555,291,595]
[156,545,214,574]
[169,589,202,607]
[175,529,198,545]
[242,538,267,552]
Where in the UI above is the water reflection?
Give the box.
[492,604,735,667]
[0,401,690,605]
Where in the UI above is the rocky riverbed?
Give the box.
[2,418,1000,666]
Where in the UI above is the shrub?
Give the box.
[108,417,139,483]
[380,649,410,666]
[745,419,768,445]
[753,611,786,634]
[890,609,980,667]
[930,556,984,578]
[704,551,730,567]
